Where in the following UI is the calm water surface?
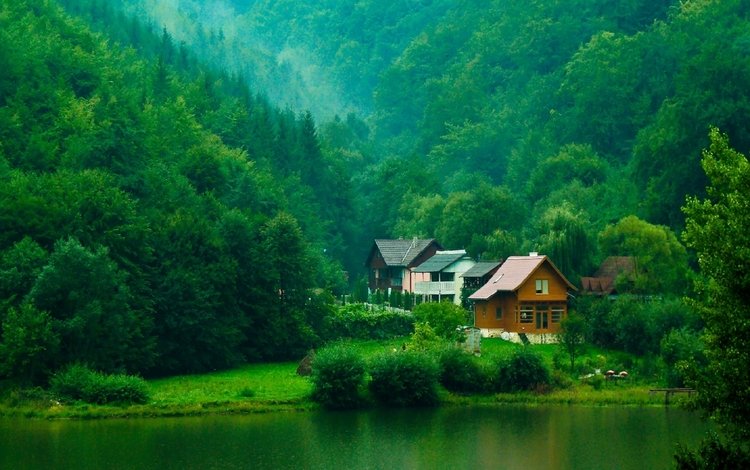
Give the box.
[1,406,707,470]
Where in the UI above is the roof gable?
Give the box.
[461,261,502,278]
[368,239,441,267]
[413,250,470,273]
[469,255,576,300]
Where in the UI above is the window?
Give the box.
[495,307,503,320]
[551,305,564,323]
[518,305,534,324]
[535,279,549,295]
[481,304,487,319]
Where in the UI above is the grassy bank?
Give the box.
[0,338,686,419]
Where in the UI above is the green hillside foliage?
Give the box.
[56,0,750,280]
[0,0,356,381]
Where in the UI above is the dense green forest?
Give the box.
[1,0,750,399]
[79,0,750,276]
[0,0,355,379]
[3,0,750,462]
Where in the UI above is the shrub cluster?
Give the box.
[369,351,439,407]
[438,347,488,393]
[412,302,469,341]
[325,304,414,340]
[310,343,558,409]
[311,344,366,409]
[495,349,550,392]
[50,364,149,405]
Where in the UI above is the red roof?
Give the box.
[469,255,575,300]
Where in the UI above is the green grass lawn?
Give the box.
[149,362,312,406]
[1,336,678,419]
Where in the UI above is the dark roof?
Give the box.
[469,255,576,300]
[413,251,469,273]
[373,239,439,267]
[461,261,502,278]
[580,277,615,295]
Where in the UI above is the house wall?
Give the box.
[516,262,569,302]
[473,294,517,331]
[473,262,571,334]
[403,244,441,292]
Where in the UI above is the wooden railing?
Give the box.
[414,281,455,295]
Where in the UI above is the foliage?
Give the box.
[437,347,488,394]
[368,351,439,407]
[408,322,444,352]
[494,348,550,393]
[599,215,690,295]
[50,364,149,405]
[0,303,59,385]
[0,0,345,380]
[325,303,414,340]
[558,312,589,372]
[682,128,750,443]
[660,328,705,388]
[674,432,750,470]
[310,343,366,409]
[412,302,469,341]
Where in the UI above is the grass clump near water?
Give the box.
[369,350,439,407]
[310,343,367,409]
[438,347,490,394]
[50,364,149,405]
[494,348,550,393]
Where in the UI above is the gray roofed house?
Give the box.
[365,238,443,292]
[413,250,470,273]
[412,250,476,306]
[461,260,503,294]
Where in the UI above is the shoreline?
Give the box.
[0,385,688,420]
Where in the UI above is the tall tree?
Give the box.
[682,128,750,453]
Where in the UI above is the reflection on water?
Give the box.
[0,406,707,470]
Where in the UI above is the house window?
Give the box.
[518,304,534,324]
[551,305,564,323]
[535,279,549,295]
[481,304,487,319]
[495,307,503,320]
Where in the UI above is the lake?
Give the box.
[0,406,707,469]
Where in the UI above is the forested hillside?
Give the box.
[3,0,750,383]
[71,0,750,278]
[0,0,353,380]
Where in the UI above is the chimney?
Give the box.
[529,252,538,257]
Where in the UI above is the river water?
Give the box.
[0,405,707,469]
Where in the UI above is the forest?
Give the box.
[1,3,750,453]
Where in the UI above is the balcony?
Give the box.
[414,281,455,296]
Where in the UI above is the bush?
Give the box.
[412,302,469,341]
[438,347,488,393]
[495,349,550,392]
[310,344,366,409]
[325,303,414,340]
[369,351,439,407]
[409,322,445,352]
[661,328,705,387]
[50,364,149,405]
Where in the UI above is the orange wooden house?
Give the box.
[469,254,576,336]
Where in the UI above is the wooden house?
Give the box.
[412,250,476,305]
[365,238,442,292]
[469,254,576,336]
